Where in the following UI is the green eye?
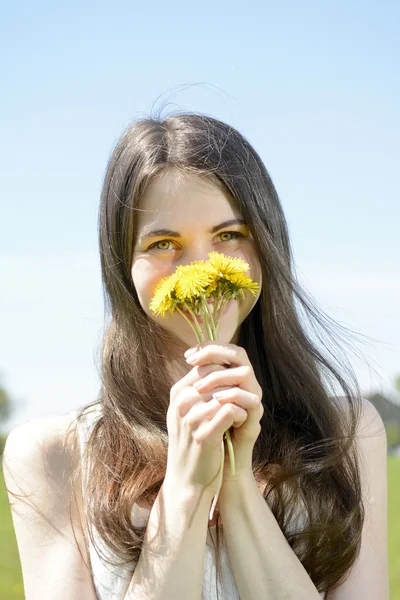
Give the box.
[218,232,244,242]
[148,231,245,251]
[151,240,175,250]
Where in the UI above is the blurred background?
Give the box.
[1,0,399,597]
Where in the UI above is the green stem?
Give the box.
[200,295,217,340]
[186,306,207,342]
[215,303,226,337]
[209,308,218,339]
[214,295,230,326]
[209,438,225,521]
[203,311,214,341]
[178,295,236,519]
[212,294,223,324]
[225,429,235,475]
[176,307,203,342]
[204,295,236,513]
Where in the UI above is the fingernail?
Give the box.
[184,346,198,358]
[186,354,198,364]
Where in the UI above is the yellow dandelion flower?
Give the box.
[148,251,262,521]
[187,260,220,292]
[208,251,250,276]
[149,272,180,317]
[227,272,261,296]
[174,264,215,302]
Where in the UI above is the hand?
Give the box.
[184,340,264,482]
[165,355,249,499]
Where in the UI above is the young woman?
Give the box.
[3,113,389,599]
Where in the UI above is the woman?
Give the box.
[3,113,389,599]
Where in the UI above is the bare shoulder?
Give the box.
[327,398,389,598]
[4,411,78,459]
[335,395,386,439]
[355,397,387,497]
[2,412,97,598]
[358,397,387,436]
[2,410,83,536]
[3,412,80,498]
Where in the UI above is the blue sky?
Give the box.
[1,1,399,432]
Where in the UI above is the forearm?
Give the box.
[124,477,213,600]
[219,471,321,600]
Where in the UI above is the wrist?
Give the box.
[219,467,255,501]
[160,476,217,532]
[162,475,215,507]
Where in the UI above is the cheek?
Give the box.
[251,261,262,299]
[238,247,262,281]
[131,259,173,311]
[239,261,262,317]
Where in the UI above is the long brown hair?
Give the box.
[68,113,366,597]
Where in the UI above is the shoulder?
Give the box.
[336,395,387,443]
[355,397,387,502]
[358,396,386,436]
[3,411,79,476]
[2,412,97,597]
[2,411,82,528]
[4,410,77,444]
[338,395,387,483]
[352,397,387,497]
[327,397,389,598]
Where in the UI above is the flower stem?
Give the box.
[214,295,230,329]
[212,294,224,324]
[203,313,214,341]
[199,296,236,517]
[209,438,225,521]
[176,307,203,342]
[181,306,206,341]
[200,295,217,340]
[225,429,235,475]
[179,295,236,520]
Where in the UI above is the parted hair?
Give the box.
[66,112,365,598]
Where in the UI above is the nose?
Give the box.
[177,243,215,267]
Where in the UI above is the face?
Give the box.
[131,167,262,353]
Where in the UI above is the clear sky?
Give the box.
[1,0,399,432]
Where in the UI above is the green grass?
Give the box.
[389,455,400,598]
[0,469,24,599]
[0,458,399,599]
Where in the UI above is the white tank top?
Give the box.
[73,404,326,599]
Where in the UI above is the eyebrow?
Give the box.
[138,218,248,240]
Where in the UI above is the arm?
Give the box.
[218,399,389,600]
[183,341,320,598]
[327,399,389,599]
[218,471,321,599]
[124,477,215,600]
[2,417,98,600]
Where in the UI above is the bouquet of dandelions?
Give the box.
[149,251,260,520]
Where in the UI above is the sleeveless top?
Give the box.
[73,404,327,599]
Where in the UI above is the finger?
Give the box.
[174,376,231,419]
[172,363,226,397]
[185,343,250,368]
[195,403,247,444]
[192,365,254,394]
[186,399,247,433]
[213,388,264,430]
[212,387,260,412]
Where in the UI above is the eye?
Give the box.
[147,231,245,251]
[218,231,244,243]
[148,239,177,251]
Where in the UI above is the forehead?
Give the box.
[135,167,241,230]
